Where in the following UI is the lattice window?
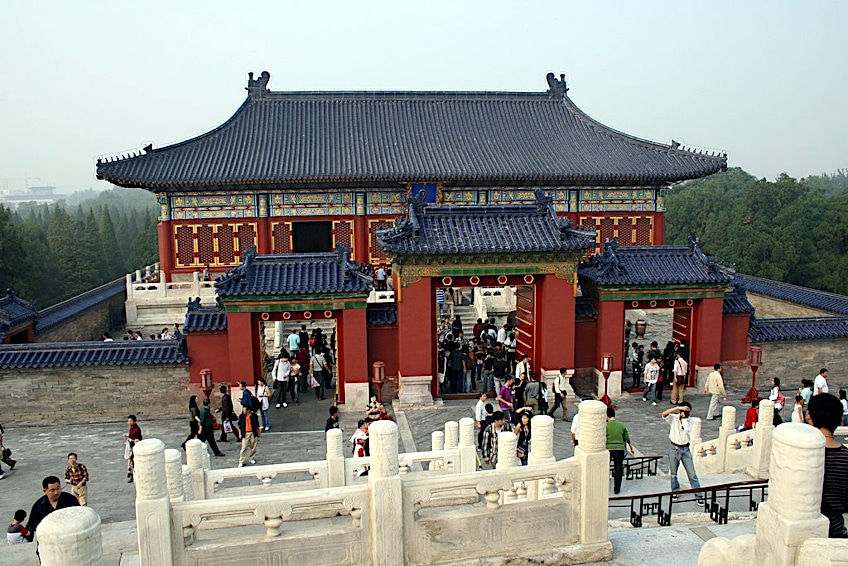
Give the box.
[369,220,394,262]
[333,221,352,253]
[218,225,235,264]
[618,218,633,245]
[635,217,652,245]
[238,224,257,255]
[175,226,195,267]
[197,226,215,265]
[272,223,291,254]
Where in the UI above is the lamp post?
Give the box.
[599,352,616,409]
[200,368,213,401]
[742,347,762,403]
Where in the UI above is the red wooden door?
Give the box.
[514,285,537,368]
[672,307,694,385]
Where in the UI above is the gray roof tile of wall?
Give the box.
[734,273,848,315]
[35,279,125,334]
[215,247,373,297]
[0,291,37,338]
[578,237,732,287]
[96,73,726,189]
[0,338,188,369]
[575,297,598,320]
[366,303,398,326]
[378,190,596,255]
[748,316,848,342]
[183,298,228,332]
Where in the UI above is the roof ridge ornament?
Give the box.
[546,72,568,98]
[533,188,553,213]
[246,71,271,99]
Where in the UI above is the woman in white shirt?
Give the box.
[768,377,784,414]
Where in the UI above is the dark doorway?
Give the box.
[292,221,332,253]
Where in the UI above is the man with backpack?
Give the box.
[671,352,689,405]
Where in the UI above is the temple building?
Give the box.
[94,71,732,407]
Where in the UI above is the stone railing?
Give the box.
[126,268,216,301]
[123,402,613,565]
[692,400,775,479]
[478,286,515,314]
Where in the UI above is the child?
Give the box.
[353,437,369,477]
[791,395,805,424]
[6,510,29,544]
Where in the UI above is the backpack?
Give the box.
[250,392,261,413]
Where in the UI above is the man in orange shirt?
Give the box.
[237,404,261,467]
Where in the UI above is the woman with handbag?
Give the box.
[218,385,238,442]
[180,396,201,450]
[514,410,532,465]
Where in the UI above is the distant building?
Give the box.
[1,185,58,208]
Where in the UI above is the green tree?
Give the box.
[98,205,123,280]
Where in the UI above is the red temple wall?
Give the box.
[367,325,399,380]
[574,318,598,370]
[537,275,576,371]
[721,313,751,362]
[337,308,369,405]
[595,300,625,371]
[187,332,231,386]
[693,298,724,367]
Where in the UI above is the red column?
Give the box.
[338,308,369,405]
[654,212,666,245]
[595,299,625,371]
[354,216,368,263]
[227,312,258,385]
[537,276,576,371]
[256,217,270,255]
[397,278,436,396]
[694,298,724,367]
[157,221,174,282]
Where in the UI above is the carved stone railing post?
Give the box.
[575,400,611,553]
[326,428,345,487]
[368,420,404,566]
[718,405,736,471]
[444,421,459,472]
[37,507,103,566]
[749,400,775,479]
[134,439,176,566]
[527,414,555,500]
[181,465,194,501]
[185,439,207,500]
[689,416,703,448]
[755,423,828,565]
[429,430,445,470]
[495,431,520,470]
[458,417,477,473]
[164,448,185,502]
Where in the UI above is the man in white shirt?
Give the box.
[570,412,580,447]
[272,355,291,408]
[662,402,703,505]
[286,330,300,354]
[515,354,531,382]
[814,368,829,396]
[474,393,489,450]
[703,363,727,420]
[671,352,689,405]
[547,367,570,421]
[496,324,508,345]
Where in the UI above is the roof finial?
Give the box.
[246,71,271,99]
[546,72,568,98]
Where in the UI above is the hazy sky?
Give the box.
[1,1,846,192]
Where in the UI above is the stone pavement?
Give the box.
[0,384,795,565]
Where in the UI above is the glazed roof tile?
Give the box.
[734,274,848,315]
[748,317,848,342]
[0,338,188,369]
[723,289,755,315]
[183,297,228,332]
[35,279,125,334]
[96,73,726,189]
[378,190,596,255]
[575,296,598,320]
[0,290,37,339]
[366,303,398,326]
[215,247,373,297]
[578,237,732,287]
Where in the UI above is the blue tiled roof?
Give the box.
[749,317,848,342]
[183,297,228,332]
[378,190,596,255]
[96,73,726,190]
[366,303,398,326]
[723,289,755,315]
[734,274,848,315]
[216,247,373,297]
[578,237,732,287]
[0,290,37,339]
[35,278,125,334]
[0,338,188,369]
[575,297,598,320]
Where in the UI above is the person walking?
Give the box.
[0,422,14,476]
[814,368,829,396]
[218,385,238,442]
[548,368,570,421]
[671,351,689,405]
[662,402,703,505]
[475,393,489,450]
[255,378,271,430]
[199,398,225,457]
[25,476,80,542]
[606,408,635,494]
[181,396,201,450]
[703,363,727,420]
[642,357,660,405]
[124,415,143,483]
[63,453,90,506]
[272,352,291,408]
[237,405,261,467]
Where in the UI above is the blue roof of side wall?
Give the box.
[35,278,125,334]
[734,274,848,315]
[0,338,188,369]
